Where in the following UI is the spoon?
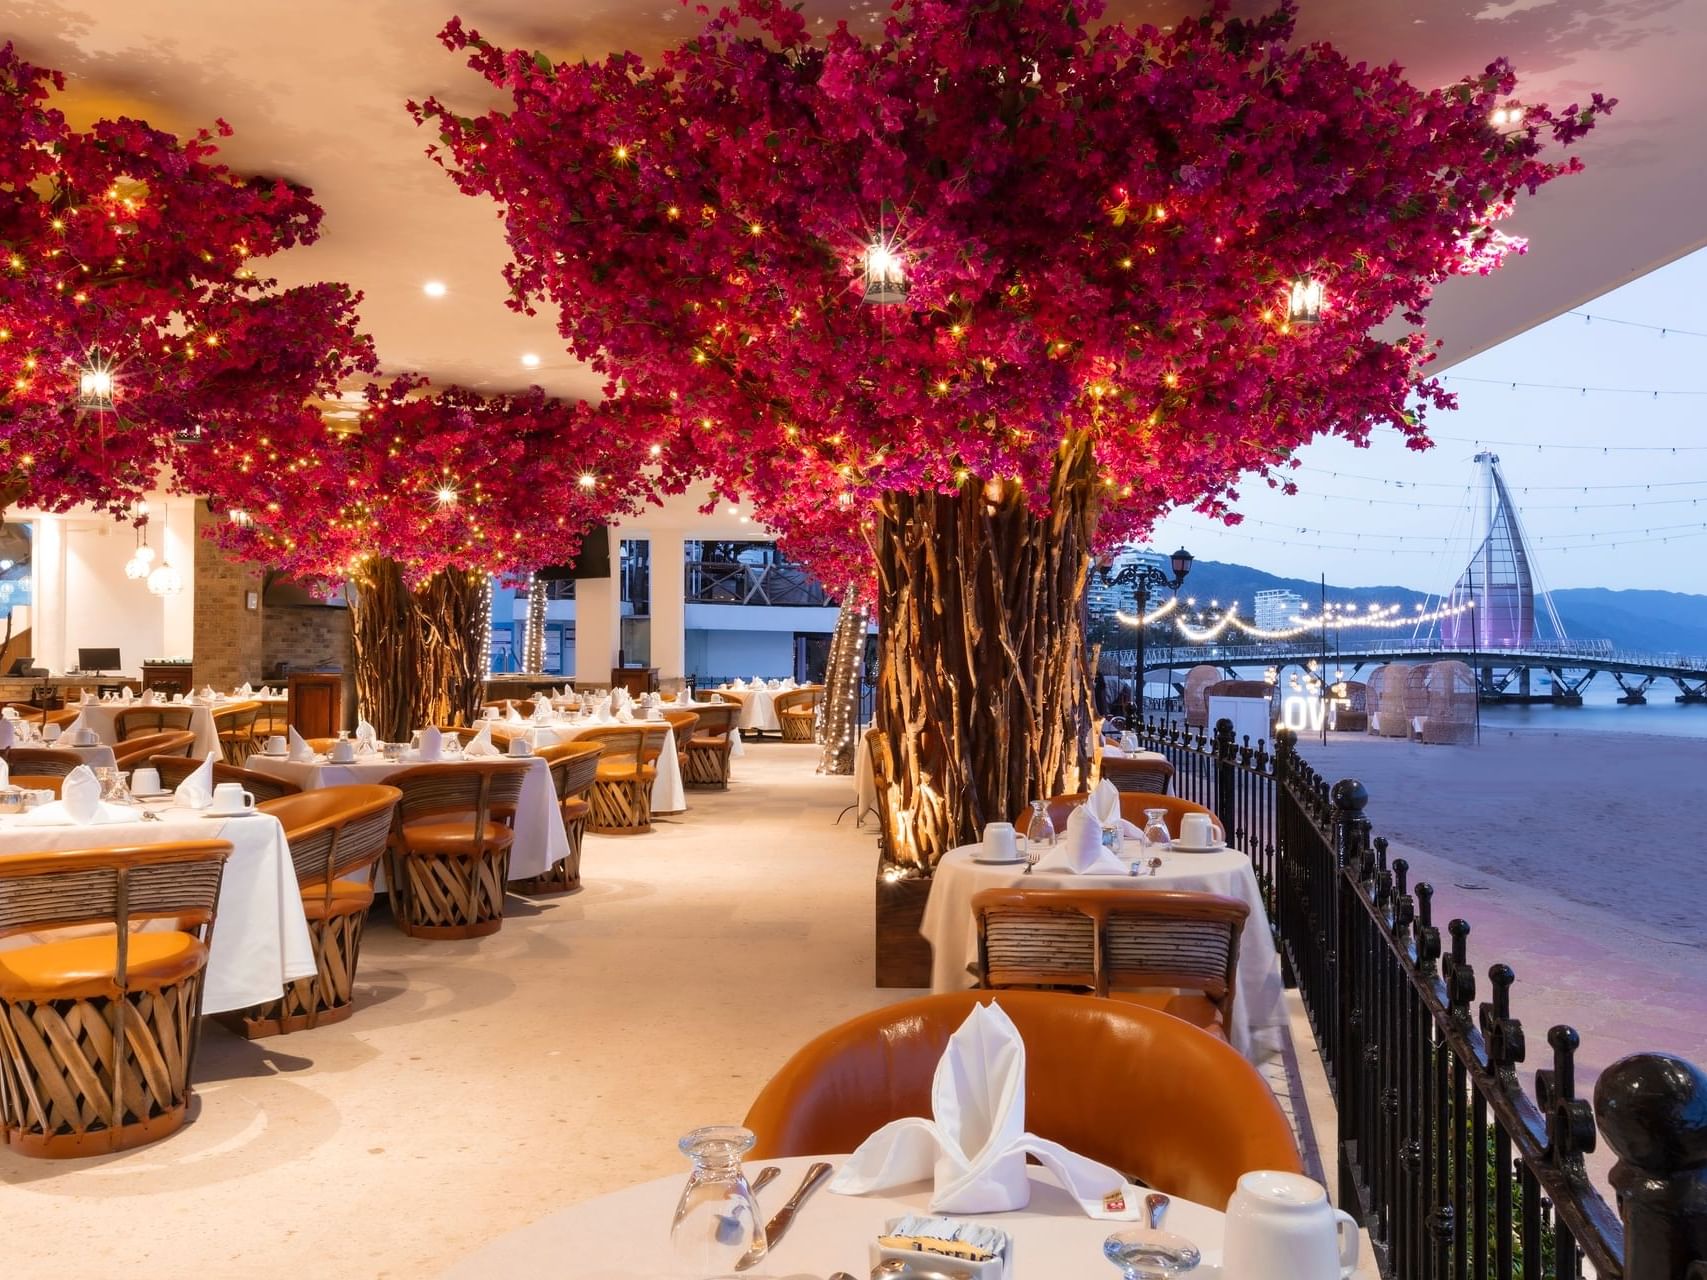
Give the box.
[1145,1191,1170,1229]
[1147,857,1163,877]
[750,1165,781,1194]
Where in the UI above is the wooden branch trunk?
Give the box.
[350,558,485,741]
[871,436,1099,869]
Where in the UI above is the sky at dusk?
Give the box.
[1145,246,1707,598]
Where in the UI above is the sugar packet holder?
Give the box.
[872,1215,1011,1280]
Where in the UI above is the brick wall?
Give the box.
[263,603,357,730]
[192,504,264,689]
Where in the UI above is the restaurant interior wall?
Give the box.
[192,501,264,689]
[63,523,166,673]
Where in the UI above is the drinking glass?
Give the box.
[670,1126,766,1276]
[1142,808,1172,849]
[1103,1228,1201,1278]
[1024,800,1056,865]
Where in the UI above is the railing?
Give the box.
[1133,638,1707,675]
[1129,715,1707,1280]
[685,560,831,607]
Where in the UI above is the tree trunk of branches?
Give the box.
[818,585,868,774]
[871,434,1099,870]
[350,558,486,741]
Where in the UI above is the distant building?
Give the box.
[1254,589,1306,631]
[1087,548,1169,620]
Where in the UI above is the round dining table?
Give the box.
[919,844,1287,1063]
[439,1154,1230,1278]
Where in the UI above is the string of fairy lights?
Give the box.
[1114,597,1475,641]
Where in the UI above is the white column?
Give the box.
[572,539,622,686]
[159,497,196,659]
[32,515,67,674]
[649,531,686,684]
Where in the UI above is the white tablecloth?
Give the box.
[245,753,570,878]
[550,720,687,814]
[75,701,222,760]
[716,685,781,734]
[854,725,879,825]
[0,806,316,1014]
[3,741,119,771]
[1100,745,1170,766]
[440,1154,1229,1278]
[920,845,1286,1062]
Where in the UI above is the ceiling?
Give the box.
[6,0,1705,404]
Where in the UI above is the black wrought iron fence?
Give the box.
[1129,716,1707,1280]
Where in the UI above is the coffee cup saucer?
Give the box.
[203,807,261,819]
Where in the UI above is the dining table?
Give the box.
[0,803,316,1015]
[245,748,571,879]
[1,737,119,770]
[714,684,788,735]
[919,844,1287,1063]
[439,1154,1232,1278]
[72,699,224,759]
[545,716,689,815]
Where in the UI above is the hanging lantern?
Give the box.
[78,350,116,411]
[227,508,252,527]
[146,560,183,597]
[124,521,156,581]
[1287,276,1325,325]
[1489,102,1525,133]
[862,240,908,305]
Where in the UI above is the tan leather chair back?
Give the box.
[259,784,401,890]
[114,706,196,740]
[150,757,303,802]
[742,990,1299,1207]
[112,730,197,768]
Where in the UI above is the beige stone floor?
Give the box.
[0,743,904,1279]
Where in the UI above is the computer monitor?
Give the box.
[78,647,121,674]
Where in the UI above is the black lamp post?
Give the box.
[1098,547,1193,723]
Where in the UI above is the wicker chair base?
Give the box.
[508,808,589,895]
[779,715,814,743]
[682,743,732,788]
[387,848,510,939]
[587,777,654,835]
[0,976,204,1158]
[226,909,369,1038]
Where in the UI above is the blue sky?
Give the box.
[1146,247,1707,597]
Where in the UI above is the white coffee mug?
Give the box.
[1222,1170,1358,1280]
[211,782,256,814]
[508,736,532,757]
[42,723,62,742]
[330,739,356,763]
[75,727,100,746]
[981,821,1019,861]
[130,767,161,796]
[1179,813,1215,848]
[265,734,288,755]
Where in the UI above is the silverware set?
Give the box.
[736,1160,833,1272]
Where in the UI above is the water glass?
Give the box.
[1103,1228,1201,1278]
[1142,808,1172,849]
[1023,800,1056,870]
[670,1126,766,1276]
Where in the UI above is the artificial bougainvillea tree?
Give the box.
[417,0,1607,864]
[196,378,673,735]
[0,43,373,515]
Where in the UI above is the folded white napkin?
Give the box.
[731,678,746,689]
[1035,805,1127,875]
[19,765,132,826]
[417,726,443,762]
[141,688,159,705]
[463,722,500,757]
[174,752,217,809]
[505,705,525,725]
[616,706,635,723]
[1087,779,1143,839]
[830,1002,1137,1217]
[1,706,16,720]
[287,726,316,763]
[200,685,217,700]
[64,711,87,741]
[355,716,377,746]
[81,689,96,706]
[237,682,254,698]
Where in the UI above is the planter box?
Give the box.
[874,866,934,989]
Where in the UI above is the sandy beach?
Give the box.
[1292,727,1707,1187]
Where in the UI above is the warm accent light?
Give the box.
[862,240,908,305]
[146,561,183,597]
[422,280,448,298]
[577,473,597,489]
[436,486,458,506]
[78,351,116,411]
[1287,276,1325,325]
[521,352,541,368]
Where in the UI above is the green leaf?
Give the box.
[533,51,554,76]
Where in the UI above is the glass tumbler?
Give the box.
[1142,808,1172,849]
[670,1126,767,1276]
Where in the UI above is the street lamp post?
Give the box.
[1098,547,1193,725]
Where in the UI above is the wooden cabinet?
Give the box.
[141,663,194,696]
[610,666,658,696]
[287,673,342,739]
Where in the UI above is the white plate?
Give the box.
[258,748,288,758]
[202,810,265,819]
[971,855,1029,865]
[130,790,174,801]
[1168,840,1227,854]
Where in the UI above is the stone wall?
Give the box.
[192,503,264,689]
[263,603,357,730]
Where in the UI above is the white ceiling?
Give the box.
[8,0,1706,402]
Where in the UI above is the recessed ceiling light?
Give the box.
[422,280,447,298]
[521,353,541,368]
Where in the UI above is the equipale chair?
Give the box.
[512,740,603,894]
[972,887,1249,1039]
[0,840,233,1157]
[742,990,1299,1209]
[150,757,303,803]
[572,726,655,835]
[113,705,195,741]
[773,686,822,743]
[229,784,401,1037]
[1100,754,1175,795]
[682,703,739,789]
[383,760,529,939]
[1,748,84,779]
[112,730,197,769]
[211,700,262,765]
